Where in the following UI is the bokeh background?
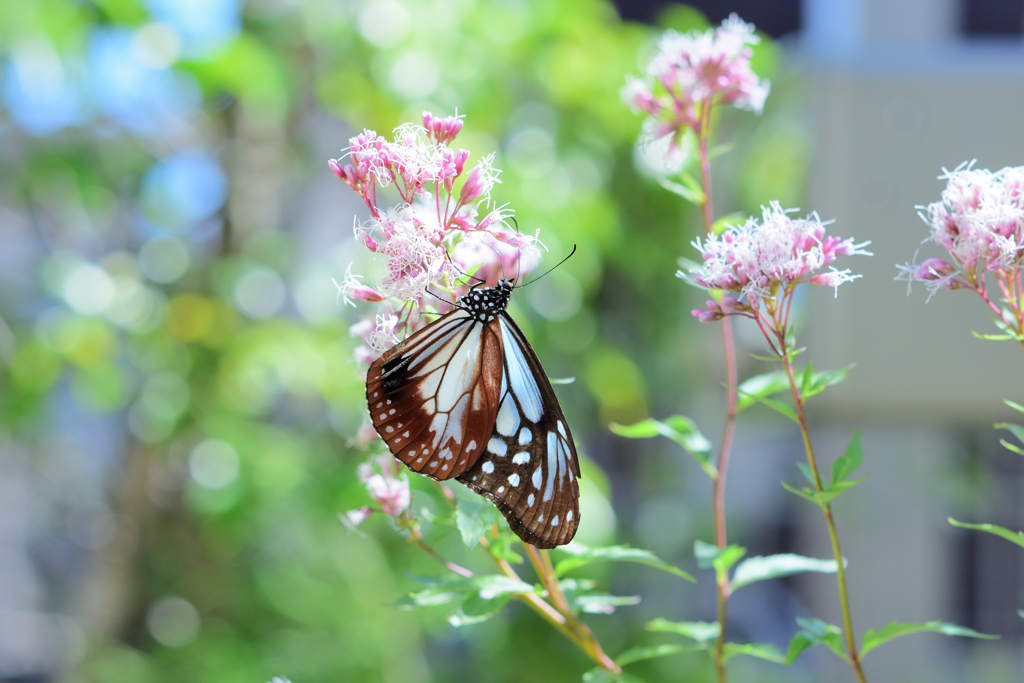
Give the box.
[1,0,1023,681]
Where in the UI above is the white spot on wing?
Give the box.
[544,432,557,502]
[482,461,494,473]
[552,515,559,526]
[508,474,520,486]
[567,510,573,521]
[557,421,567,438]
[487,438,507,456]
[531,467,542,489]
[512,452,530,465]
[495,395,519,436]
[518,428,532,445]
[528,493,535,507]
[499,320,543,421]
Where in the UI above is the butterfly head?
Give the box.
[458,278,514,322]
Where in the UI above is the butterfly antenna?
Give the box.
[517,243,577,288]
[443,244,486,285]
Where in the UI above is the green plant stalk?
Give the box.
[429,482,619,673]
[779,350,868,683]
[698,96,735,683]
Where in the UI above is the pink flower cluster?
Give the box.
[622,14,769,145]
[900,162,1024,295]
[343,454,412,528]
[331,112,542,363]
[688,202,870,323]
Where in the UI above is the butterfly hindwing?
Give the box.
[456,312,581,549]
[366,309,503,480]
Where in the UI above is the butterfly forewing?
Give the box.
[366,310,502,480]
[456,312,581,549]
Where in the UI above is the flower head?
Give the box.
[623,14,770,145]
[686,201,870,320]
[355,454,411,517]
[331,112,543,367]
[908,161,1024,287]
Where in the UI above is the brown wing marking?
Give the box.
[366,310,503,480]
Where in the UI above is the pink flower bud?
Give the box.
[344,507,373,527]
[365,473,410,516]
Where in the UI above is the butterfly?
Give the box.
[365,277,580,548]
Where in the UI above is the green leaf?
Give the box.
[573,593,642,615]
[693,540,746,572]
[472,574,537,600]
[831,431,864,485]
[657,176,705,205]
[647,619,720,644]
[860,621,997,657]
[455,496,502,549]
[782,479,864,508]
[1004,399,1024,415]
[785,617,846,664]
[549,376,575,384]
[615,643,700,666]
[448,594,510,626]
[730,554,840,592]
[804,365,853,400]
[948,518,1024,549]
[712,213,747,236]
[555,543,695,582]
[999,439,1024,457]
[795,462,817,486]
[735,372,789,413]
[583,668,646,683]
[722,642,786,664]
[609,416,716,479]
[800,361,814,396]
[751,394,798,422]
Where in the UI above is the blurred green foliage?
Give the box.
[0,1,797,681]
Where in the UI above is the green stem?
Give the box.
[780,352,868,683]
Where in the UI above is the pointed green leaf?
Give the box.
[647,619,720,644]
[800,361,814,396]
[796,462,817,486]
[615,643,701,666]
[781,481,822,507]
[1004,399,1024,415]
[693,540,746,572]
[832,431,864,485]
[456,496,502,549]
[752,394,798,422]
[730,554,840,592]
[657,176,705,205]
[473,574,537,599]
[555,543,695,582]
[860,620,997,657]
[949,518,1024,549]
[573,594,642,615]
[736,372,789,413]
[722,642,786,664]
[609,416,715,479]
[583,667,646,683]
[448,594,510,626]
[999,439,1024,456]
[785,617,846,664]
[804,365,854,399]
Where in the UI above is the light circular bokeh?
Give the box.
[189,439,240,490]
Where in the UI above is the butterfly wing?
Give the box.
[456,312,581,548]
[366,309,503,480]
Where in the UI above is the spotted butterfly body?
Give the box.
[366,279,581,548]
